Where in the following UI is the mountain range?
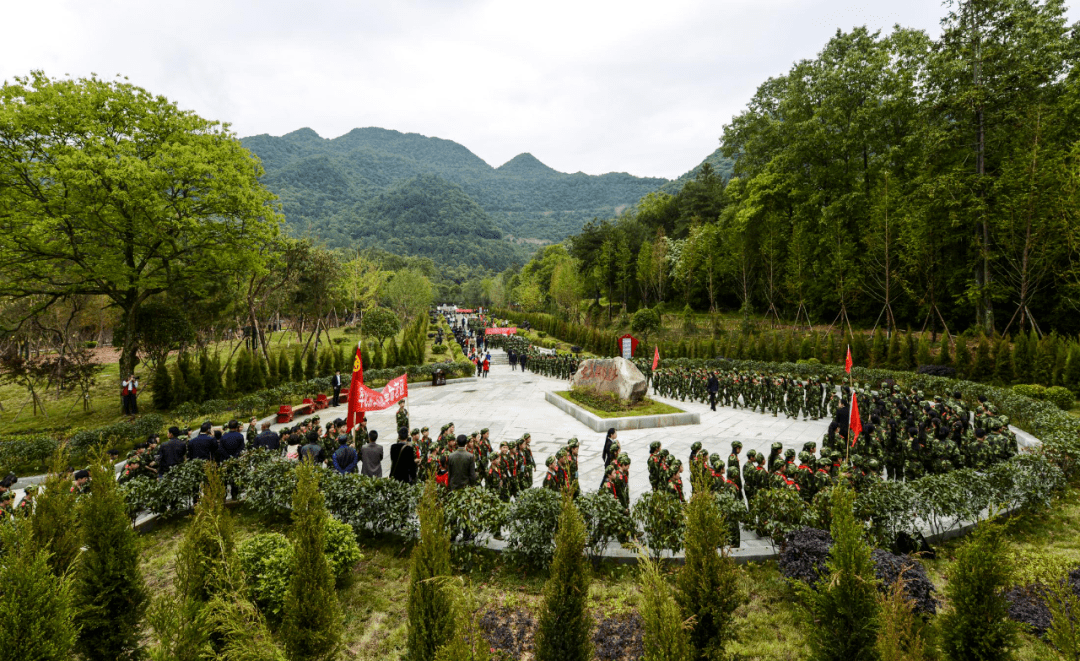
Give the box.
[240,127,732,269]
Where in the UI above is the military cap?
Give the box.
[771,442,783,452]
[710,453,723,467]
[798,451,811,464]
[440,424,449,432]
[691,441,702,452]
[784,448,796,460]
[523,433,531,439]
[556,448,568,459]
[659,449,670,459]
[499,441,509,449]
[411,428,420,435]
[726,466,739,480]
[567,438,579,448]
[618,453,630,465]
[545,456,557,467]
[481,428,489,434]
[746,449,757,460]
[421,426,429,432]
[649,441,661,452]
[732,440,743,450]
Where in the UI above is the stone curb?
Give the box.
[544,391,700,432]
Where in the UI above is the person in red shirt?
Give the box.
[482,357,490,378]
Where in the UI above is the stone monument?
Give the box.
[571,357,648,403]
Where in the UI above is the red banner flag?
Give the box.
[485,327,517,335]
[652,345,660,371]
[345,342,364,432]
[354,374,409,412]
[844,345,853,374]
[849,392,862,447]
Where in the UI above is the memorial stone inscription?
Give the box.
[571,357,648,403]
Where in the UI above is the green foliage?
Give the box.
[74,459,149,661]
[175,463,235,604]
[1044,386,1075,411]
[323,517,363,578]
[677,487,740,660]
[237,533,294,622]
[800,481,880,661]
[407,480,456,661]
[30,453,81,576]
[633,307,662,340]
[939,521,1018,661]
[875,569,929,661]
[1045,578,1080,661]
[505,487,563,571]
[747,486,815,541]
[0,519,78,661]
[534,493,593,661]
[305,349,317,381]
[153,358,173,410]
[282,460,342,661]
[632,490,686,560]
[638,552,693,661]
[432,577,493,661]
[578,491,636,560]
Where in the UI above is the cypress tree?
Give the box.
[268,350,280,385]
[782,333,796,363]
[903,329,917,370]
[886,331,902,369]
[336,345,348,373]
[152,359,172,411]
[233,349,250,394]
[1052,340,1067,386]
[74,459,148,661]
[176,463,235,604]
[938,337,952,367]
[1025,331,1040,381]
[800,335,814,360]
[252,354,267,391]
[304,349,317,380]
[640,554,692,661]
[993,336,1013,385]
[1035,335,1056,386]
[676,486,740,659]
[30,452,81,576]
[1012,332,1029,383]
[955,335,971,376]
[278,349,292,383]
[801,481,879,661]
[282,460,341,661]
[387,337,400,369]
[186,353,205,404]
[871,328,887,368]
[534,493,592,661]
[1064,345,1080,395]
[406,480,456,661]
[292,348,304,384]
[852,333,870,366]
[225,359,237,396]
[317,347,333,377]
[373,342,384,370]
[0,519,78,661]
[971,335,993,382]
[939,522,1017,661]
[916,337,932,367]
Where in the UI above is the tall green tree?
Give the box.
[534,493,592,661]
[74,459,148,661]
[0,72,282,374]
[406,480,456,661]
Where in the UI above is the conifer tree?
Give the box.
[1035,335,1056,385]
[30,451,81,576]
[252,354,267,391]
[916,337,932,367]
[387,337,400,368]
[801,481,879,661]
[886,331,902,369]
[939,522,1017,661]
[993,336,1013,385]
[304,349,317,380]
[676,485,740,659]
[373,342,384,370]
[0,519,78,661]
[153,358,172,410]
[186,352,206,404]
[317,347,332,377]
[407,480,456,661]
[903,329,918,370]
[955,335,971,376]
[640,554,692,661]
[534,492,592,661]
[176,463,235,604]
[225,359,238,396]
[871,328,887,368]
[1064,345,1080,395]
[971,335,993,382]
[268,351,280,385]
[278,349,292,383]
[282,460,341,661]
[938,337,952,367]
[74,459,148,661]
[292,348,304,384]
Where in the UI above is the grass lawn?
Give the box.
[554,390,684,419]
[134,479,1080,661]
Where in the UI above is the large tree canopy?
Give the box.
[0,72,283,372]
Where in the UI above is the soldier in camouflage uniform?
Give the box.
[647,441,663,491]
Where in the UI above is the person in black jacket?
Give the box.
[219,420,246,460]
[188,422,218,461]
[389,427,417,484]
[707,372,720,411]
[157,426,187,477]
[253,422,281,452]
[331,435,358,474]
[331,370,343,406]
[300,431,325,465]
[602,428,618,467]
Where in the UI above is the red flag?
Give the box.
[652,345,660,370]
[345,342,364,432]
[844,345,853,374]
[849,392,862,447]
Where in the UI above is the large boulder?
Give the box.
[571,357,648,403]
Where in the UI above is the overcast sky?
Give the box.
[4,1,1077,180]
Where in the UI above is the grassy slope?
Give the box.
[1,320,447,438]
[136,484,1080,661]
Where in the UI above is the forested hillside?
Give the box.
[658,146,736,194]
[241,127,668,251]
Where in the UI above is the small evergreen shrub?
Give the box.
[407,480,456,661]
[534,493,592,661]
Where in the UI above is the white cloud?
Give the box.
[3,0,1076,179]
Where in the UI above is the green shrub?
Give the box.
[1044,386,1075,410]
[747,486,815,541]
[939,521,1017,661]
[323,517,362,578]
[1012,384,1046,400]
[505,487,562,571]
[30,457,81,575]
[638,552,692,661]
[430,343,448,355]
[578,491,636,560]
[237,533,293,621]
[0,434,59,472]
[534,493,592,661]
[632,491,685,561]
